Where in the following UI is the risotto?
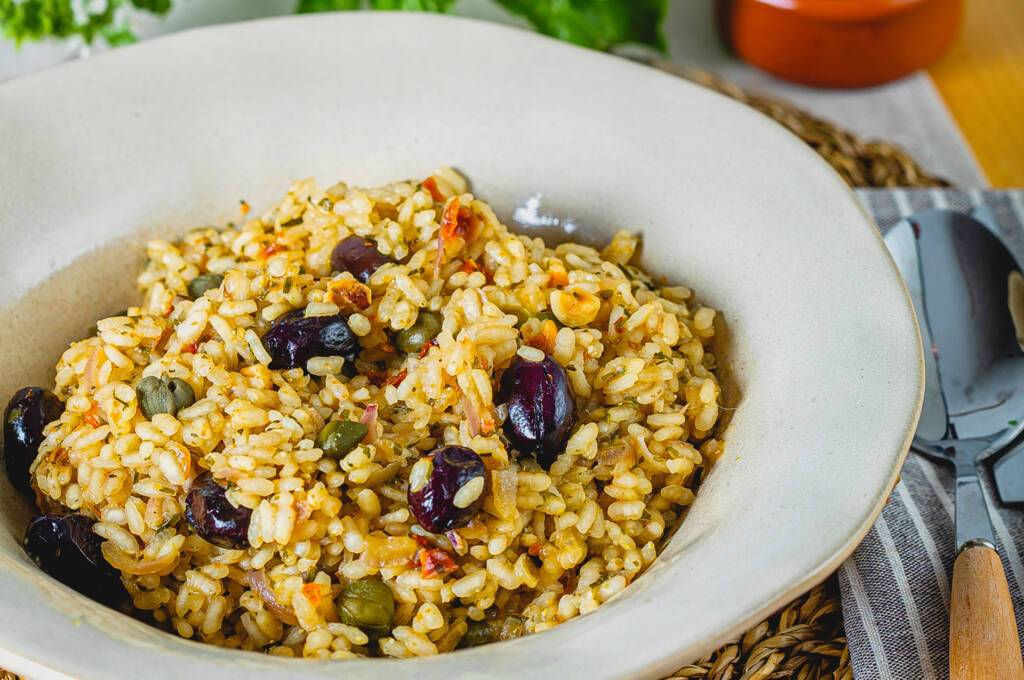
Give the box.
[5,168,724,658]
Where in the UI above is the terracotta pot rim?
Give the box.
[734,0,944,22]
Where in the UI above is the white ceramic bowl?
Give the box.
[0,12,923,680]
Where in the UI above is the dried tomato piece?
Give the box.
[418,337,439,358]
[421,176,444,203]
[258,242,284,259]
[300,582,322,607]
[419,548,458,579]
[440,198,479,244]
[459,259,494,284]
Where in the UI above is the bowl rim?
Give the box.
[0,11,924,680]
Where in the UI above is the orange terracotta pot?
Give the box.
[716,0,964,88]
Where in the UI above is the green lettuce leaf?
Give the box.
[296,0,360,12]
[0,0,121,45]
[131,0,172,13]
[368,0,456,9]
[297,0,454,12]
[101,21,138,46]
[492,0,667,51]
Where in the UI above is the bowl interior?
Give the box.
[0,13,921,680]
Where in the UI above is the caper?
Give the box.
[136,376,171,419]
[315,420,368,459]
[394,311,442,354]
[136,376,162,394]
[337,578,394,638]
[167,378,195,412]
[186,273,224,300]
[458,620,494,648]
[136,376,195,419]
[533,311,558,325]
[508,308,559,329]
[508,308,530,327]
[497,614,526,641]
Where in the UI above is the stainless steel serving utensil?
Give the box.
[885,209,1024,680]
[993,267,1024,505]
[995,445,1024,504]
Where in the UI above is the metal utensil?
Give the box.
[993,266,1024,504]
[995,445,1024,503]
[885,209,1024,680]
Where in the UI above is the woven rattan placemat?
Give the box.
[0,67,947,680]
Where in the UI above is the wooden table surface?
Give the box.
[929,0,1024,187]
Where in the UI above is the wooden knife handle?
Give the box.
[950,545,1024,680]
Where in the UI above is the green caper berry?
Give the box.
[167,378,195,412]
[509,309,559,329]
[186,273,224,300]
[337,578,394,638]
[137,376,175,419]
[498,614,526,641]
[458,620,494,648]
[136,376,162,395]
[507,308,530,327]
[533,311,559,324]
[394,311,442,354]
[315,420,368,459]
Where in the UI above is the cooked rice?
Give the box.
[31,168,724,658]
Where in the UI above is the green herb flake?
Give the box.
[156,512,181,530]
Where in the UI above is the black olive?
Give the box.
[3,387,62,493]
[497,355,577,469]
[23,513,128,608]
[407,446,487,533]
[184,472,252,549]
[330,236,393,283]
[261,309,360,370]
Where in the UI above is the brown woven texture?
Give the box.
[663,63,950,189]
[1,68,946,680]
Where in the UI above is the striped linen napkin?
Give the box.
[840,188,1024,680]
